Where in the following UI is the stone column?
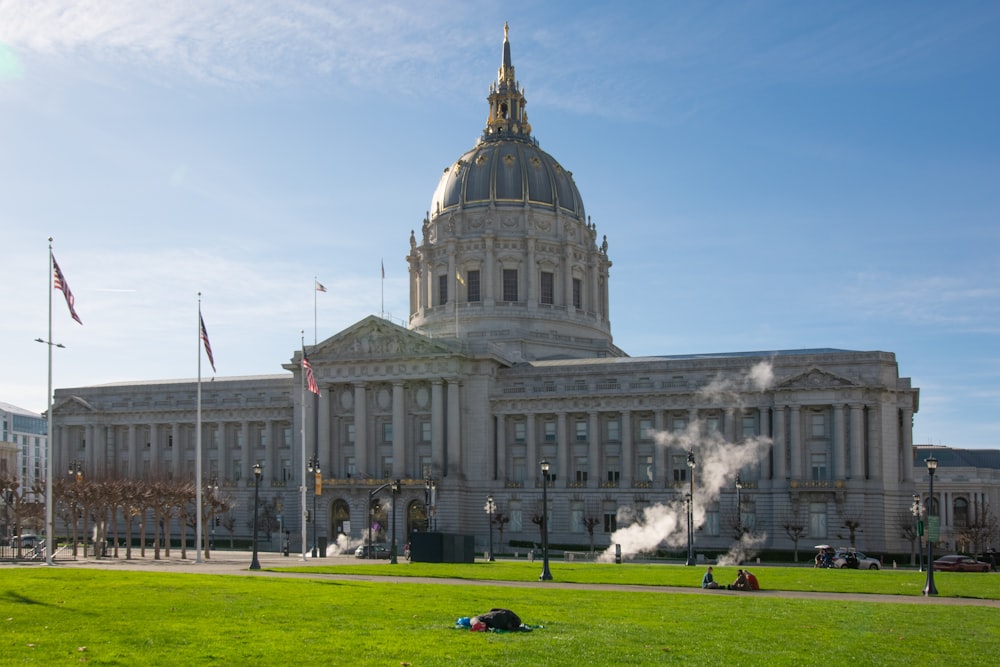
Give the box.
[833,405,846,481]
[431,380,444,476]
[563,245,574,313]
[127,424,137,478]
[789,406,801,480]
[148,423,158,478]
[240,421,251,482]
[392,382,406,478]
[495,414,507,481]
[588,412,600,487]
[901,406,914,483]
[654,410,666,487]
[773,406,786,479]
[556,412,568,484]
[849,404,864,479]
[526,238,536,308]
[354,383,368,478]
[484,235,495,307]
[525,413,537,482]
[318,390,331,470]
[446,379,461,477]
[621,410,633,487]
[171,424,182,479]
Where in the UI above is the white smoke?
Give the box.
[598,361,776,563]
[716,531,769,567]
[325,533,362,556]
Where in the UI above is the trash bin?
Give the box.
[317,536,328,558]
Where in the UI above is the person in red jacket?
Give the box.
[745,570,760,590]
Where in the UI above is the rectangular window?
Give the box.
[672,418,687,433]
[258,426,268,447]
[811,414,826,437]
[420,456,432,479]
[514,422,526,443]
[705,509,720,536]
[347,424,356,444]
[467,270,481,302]
[742,415,756,439]
[606,418,620,442]
[673,454,688,482]
[382,422,393,443]
[345,457,356,478]
[381,457,393,479]
[420,421,431,443]
[502,269,518,302]
[606,456,620,485]
[512,457,526,482]
[510,504,523,533]
[811,453,827,481]
[639,419,653,441]
[540,271,554,305]
[281,458,292,482]
[705,416,720,435]
[575,456,588,483]
[233,459,242,481]
[544,421,556,442]
[282,427,292,448]
[809,502,827,538]
[638,455,654,482]
[570,501,584,533]
[575,420,587,442]
[572,278,582,309]
[234,429,243,449]
[603,512,617,533]
[438,274,448,305]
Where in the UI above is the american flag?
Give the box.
[315,280,327,292]
[52,254,83,325]
[302,352,320,396]
[200,314,216,373]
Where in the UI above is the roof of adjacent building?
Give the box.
[914,445,1000,469]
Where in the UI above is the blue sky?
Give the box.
[1,1,998,448]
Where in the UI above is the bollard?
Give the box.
[615,543,622,564]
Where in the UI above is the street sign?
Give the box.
[927,516,941,541]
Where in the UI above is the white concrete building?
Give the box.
[51,26,928,558]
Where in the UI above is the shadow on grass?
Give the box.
[3,590,61,607]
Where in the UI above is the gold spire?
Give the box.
[485,23,532,140]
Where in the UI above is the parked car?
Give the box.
[354,544,391,559]
[932,554,991,572]
[833,549,880,570]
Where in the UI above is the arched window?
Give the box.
[953,497,969,527]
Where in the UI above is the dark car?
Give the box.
[932,554,991,572]
[354,544,391,559]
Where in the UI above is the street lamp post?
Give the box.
[424,478,434,531]
[539,459,553,581]
[250,463,262,570]
[307,456,320,557]
[686,451,696,566]
[485,495,496,562]
[911,493,922,571]
[923,457,938,596]
[390,479,400,564]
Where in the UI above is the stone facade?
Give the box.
[50,26,931,557]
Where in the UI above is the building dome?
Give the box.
[429,136,586,222]
[407,25,620,361]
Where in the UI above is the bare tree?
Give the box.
[782,508,807,563]
[838,516,863,549]
[898,511,919,566]
[492,510,510,553]
[956,504,998,557]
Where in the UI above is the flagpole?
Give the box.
[195,293,204,564]
[299,331,308,561]
[44,239,55,566]
[380,260,385,318]
[313,277,318,346]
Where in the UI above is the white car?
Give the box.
[834,549,880,570]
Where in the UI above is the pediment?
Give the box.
[776,367,857,390]
[51,395,98,416]
[312,316,456,361]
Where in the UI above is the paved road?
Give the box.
[12,550,998,608]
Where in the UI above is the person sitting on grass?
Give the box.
[702,566,720,589]
[728,569,751,591]
[745,570,760,590]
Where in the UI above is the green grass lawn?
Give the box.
[2,564,997,666]
[279,559,1000,599]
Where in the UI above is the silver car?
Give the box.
[834,549,880,570]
